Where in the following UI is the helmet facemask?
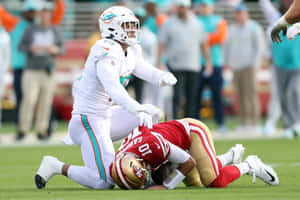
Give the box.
[120,20,140,46]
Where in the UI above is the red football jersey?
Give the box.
[151,120,191,150]
[116,120,190,170]
[116,127,170,170]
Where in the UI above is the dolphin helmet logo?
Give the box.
[102,12,116,24]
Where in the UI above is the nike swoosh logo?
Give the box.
[265,170,275,182]
[102,47,110,51]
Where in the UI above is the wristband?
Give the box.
[163,169,185,189]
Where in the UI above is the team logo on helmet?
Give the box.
[133,165,146,179]
[101,11,116,24]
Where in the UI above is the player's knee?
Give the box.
[200,169,216,187]
[183,168,202,187]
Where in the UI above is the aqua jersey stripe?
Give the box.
[81,114,106,181]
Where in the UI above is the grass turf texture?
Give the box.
[1,139,299,200]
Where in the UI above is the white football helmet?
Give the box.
[99,6,140,46]
[111,153,148,189]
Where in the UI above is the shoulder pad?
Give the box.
[91,39,123,59]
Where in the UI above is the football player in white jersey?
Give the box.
[34,6,177,190]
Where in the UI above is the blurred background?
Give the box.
[0,0,298,144]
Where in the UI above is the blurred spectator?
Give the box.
[193,0,227,132]
[260,0,300,138]
[157,0,212,119]
[0,0,65,135]
[135,8,167,115]
[224,3,265,132]
[0,18,11,127]
[18,2,64,141]
[144,0,158,34]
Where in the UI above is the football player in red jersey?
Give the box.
[111,118,279,189]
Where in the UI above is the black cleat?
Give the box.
[35,174,46,189]
[15,132,25,141]
[37,133,49,141]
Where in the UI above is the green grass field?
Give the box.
[1,139,300,200]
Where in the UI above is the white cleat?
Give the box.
[230,144,245,164]
[245,155,279,186]
[35,156,63,189]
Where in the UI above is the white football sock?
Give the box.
[217,150,233,167]
[235,162,250,176]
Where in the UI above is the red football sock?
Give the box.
[209,165,241,188]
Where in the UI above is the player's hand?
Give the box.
[159,72,177,86]
[137,111,153,128]
[271,16,290,43]
[142,104,165,123]
[287,23,300,40]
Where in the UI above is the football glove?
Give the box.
[271,16,290,43]
[287,23,300,40]
[159,72,177,86]
[137,111,153,128]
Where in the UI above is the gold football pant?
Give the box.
[182,118,219,187]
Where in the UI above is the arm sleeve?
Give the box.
[51,0,65,26]
[0,4,19,32]
[96,57,141,114]
[133,45,164,85]
[259,0,281,25]
[207,19,228,46]
[18,27,33,52]
[167,143,191,164]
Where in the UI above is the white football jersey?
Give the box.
[72,39,142,118]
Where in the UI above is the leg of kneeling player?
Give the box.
[35,115,115,189]
[68,115,115,189]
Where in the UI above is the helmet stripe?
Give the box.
[113,161,126,189]
[116,157,132,189]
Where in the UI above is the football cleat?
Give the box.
[230,144,245,164]
[245,155,279,186]
[35,156,63,189]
